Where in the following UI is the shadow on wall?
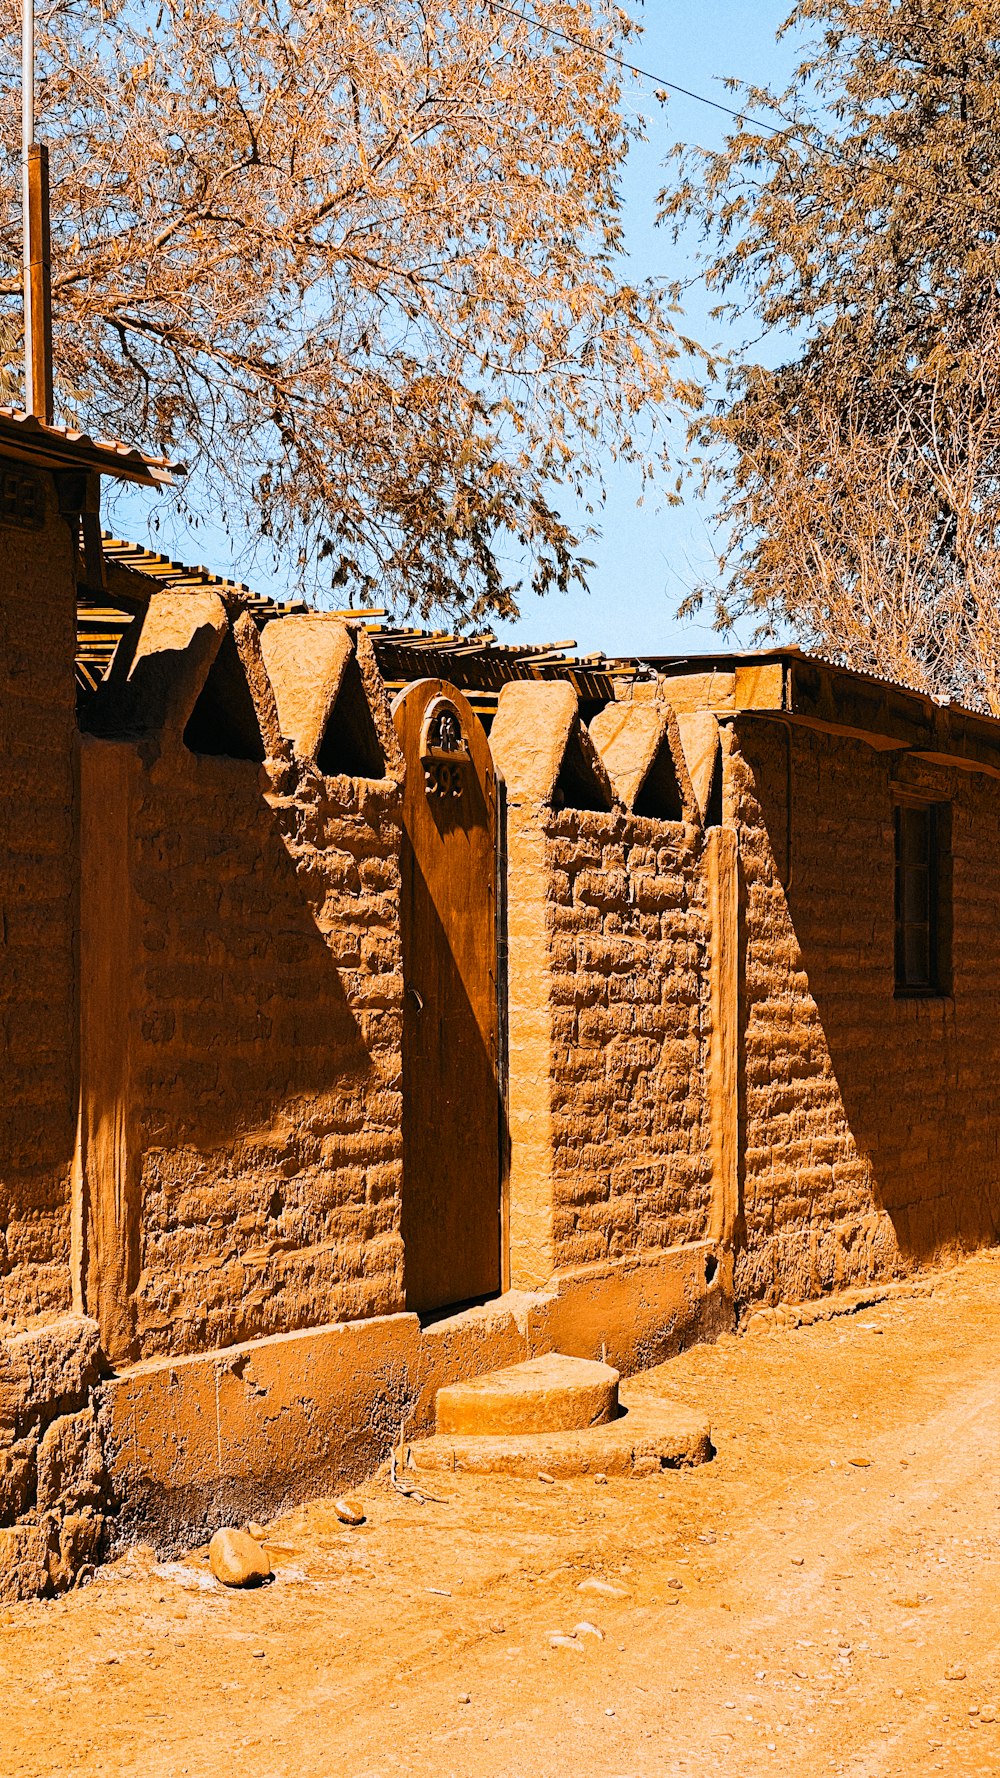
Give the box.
[81,592,377,1158]
[132,752,372,1151]
[740,717,1000,1285]
[78,594,405,1361]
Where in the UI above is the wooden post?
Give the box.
[24,142,53,423]
[76,741,139,1361]
[707,824,740,1253]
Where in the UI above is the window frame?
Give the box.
[893,795,952,1000]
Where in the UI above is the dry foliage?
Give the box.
[732,345,1000,711]
[662,0,1000,706]
[0,0,691,619]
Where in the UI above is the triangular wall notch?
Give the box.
[589,697,696,823]
[704,744,723,828]
[553,722,615,813]
[260,616,399,779]
[183,629,265,761]
[315,650,386,779]
[633,742,685,821]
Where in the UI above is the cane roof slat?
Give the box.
[76,536,643,712]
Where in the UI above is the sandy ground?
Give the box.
[6,1250,1000,1778]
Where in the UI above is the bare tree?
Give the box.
[663,0,1000,704]
[0,0,690,618]
[690,338,1000,711]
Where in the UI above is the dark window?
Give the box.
[894,802,948,995]
[0,468,44,531]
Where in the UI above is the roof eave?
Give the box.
[644,648,1000,774]
[0,412,179,488]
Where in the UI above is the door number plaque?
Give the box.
[419,696,469,799]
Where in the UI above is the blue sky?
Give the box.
[111,1,802,655]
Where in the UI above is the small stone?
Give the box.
[848,1457,872,1468]
[208,1529,270,1589]
[667,1577,684,1590]
[945,1665,967,1681]
[334,1497,366,1527]
[981,1705,996,1723]
[246,1521,267,1541]
[458,1693,471,1704]
[791,1556,805,1567]
[594,1473,608,1486]
[573,1621,604,1641]
[549,1634,584,1652]
[538,1472,556,1485]
[252,1649,266,1659]
[578,1578,630,1598]
[490,1620,506,1635]
[605,1707,615,1717]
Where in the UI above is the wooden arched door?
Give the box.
[392,679,501,1312]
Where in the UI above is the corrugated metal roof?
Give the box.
[0,410,179,486]
[642,644,990,725]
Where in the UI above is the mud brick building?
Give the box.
[2,409,1000,1595]
[651,654,1000,1307]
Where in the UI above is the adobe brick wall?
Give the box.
[80,660,405,1364]
[0,1315,107,1601]
[0,475,77,1328]
[731,716,1000,1306]
[505,800,714,1288]
[134,756,404,1359]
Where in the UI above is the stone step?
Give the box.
[412,1384,713,1479]
[435,1352,620,1437]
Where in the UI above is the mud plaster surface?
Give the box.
[4,1250,1000,1777]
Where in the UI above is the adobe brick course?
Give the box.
[731,714,1000,1305]
[493,684,715,1293]
[0,473,77,1328]
[78,607,405,1364]
[130,759,404,1360]
[545,808,713,1270]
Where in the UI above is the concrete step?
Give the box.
[435,1352,620,1437]
[412,1381,713,1479]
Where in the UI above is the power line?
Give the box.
[489,1,793,138]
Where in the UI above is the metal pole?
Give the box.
[27,147,53,422]
[22,0,34,413]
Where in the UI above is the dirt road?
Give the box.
[6,1251,1000,1778]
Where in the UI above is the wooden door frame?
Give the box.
[495,768,511,1294]
[392,677,505,1312]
